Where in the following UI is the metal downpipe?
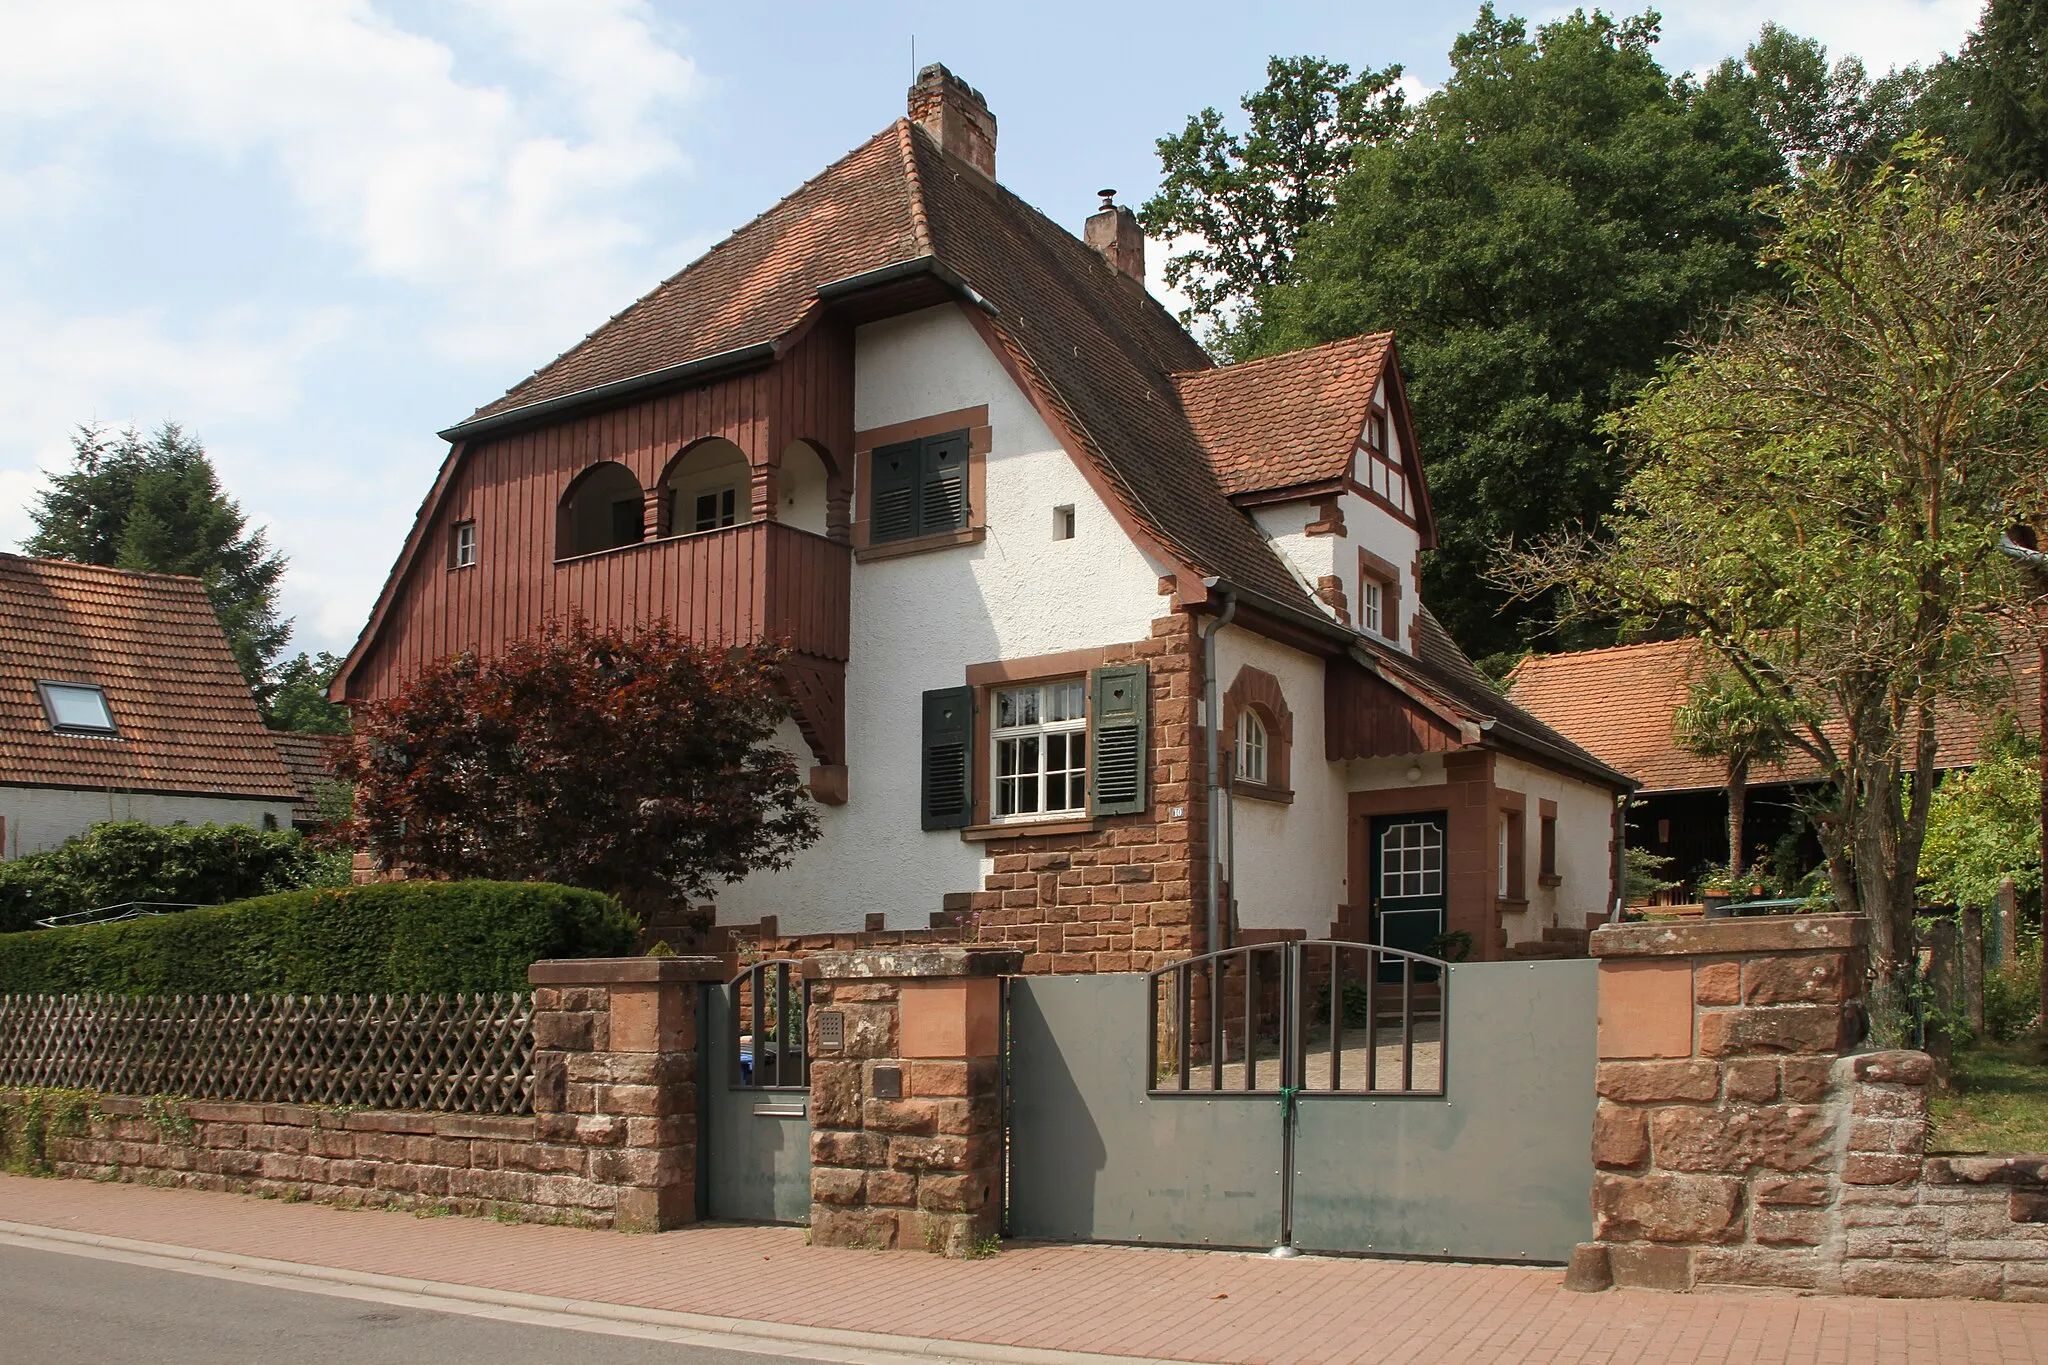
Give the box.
[1201,590,1238,959]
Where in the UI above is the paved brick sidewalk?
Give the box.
[6,1176,2048,1364]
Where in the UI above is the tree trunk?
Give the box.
[1928,917,1958,1083]
[1726,757,1749,879]
[1996,876,2018,967]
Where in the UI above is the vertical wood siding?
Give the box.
[1323,660,1463,760]
[348,334,856,703]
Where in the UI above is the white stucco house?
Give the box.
[334,65,1632,968]
[0,554,299,858]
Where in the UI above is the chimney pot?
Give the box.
[908,63,997,180]
[1085,195,1145,282]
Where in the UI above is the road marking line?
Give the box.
[0,1222,1171,1365]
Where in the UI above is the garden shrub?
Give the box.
[0,881,637,995]
[1984,947,2042,1044]
[0,822,350,933]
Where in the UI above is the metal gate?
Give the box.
[1007,941,1596,1261]
[703,960,811,1223]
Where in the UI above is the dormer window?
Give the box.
[39,681,116,735]
[1357,406,1412,518]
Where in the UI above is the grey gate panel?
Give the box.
[704,981,811,1224]
[1289,959,1597,1262]
[1008,974,1284,1249]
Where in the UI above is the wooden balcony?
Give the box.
[552,519,851,663]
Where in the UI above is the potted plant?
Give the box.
[1697,864,1744,918]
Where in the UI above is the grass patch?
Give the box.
[1930,1039,2048,1153]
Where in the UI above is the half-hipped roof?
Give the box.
[0,555,299,801]
[386,111,1615,786]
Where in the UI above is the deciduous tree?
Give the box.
[1503,151,2048,1027]
[334,620,819,914]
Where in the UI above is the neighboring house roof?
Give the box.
[378,106,1623,791]
[0,555,299,801]
[268,729,348,825]
[1174,333,1390,496]
[1505,637,2043,794]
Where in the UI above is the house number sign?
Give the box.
[816,1010,845,1051]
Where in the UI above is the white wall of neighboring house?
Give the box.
[714,304,1173,934]
[1215,625,1345,939]
[0,787,294,860]
[1494,753,1619,937]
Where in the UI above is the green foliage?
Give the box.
[23,423,291,695]
[1504,150,2048,977]
[0,1087,98,1175]
[1624,844,1680,903]
[0,880,637,995]
[1921,714,2045,910]
[337,618,819,904]
[1950,0,2048,188]
[265,650,351,734]
[1428,929,1474,962]
[1230,8,1783,657]
[1141,54,1411,329]
[1985,946,2043,1044]
[0,822,349,934]
[1674,671,1797,769]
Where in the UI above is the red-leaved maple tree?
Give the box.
[333,619,819,909]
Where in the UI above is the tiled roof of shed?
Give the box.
[1505,637,2041,793]
[268,729,347,825]
[1174,334,1392,496]
[0,556,299,801]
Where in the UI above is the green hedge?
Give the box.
[0,822,351,933]
[0,881,638,996]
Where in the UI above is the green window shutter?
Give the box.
[921,686,975,829]
[1089,663,1148,816]
[871,439,920,543]
[919,432,970,534]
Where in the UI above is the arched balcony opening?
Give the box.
[557,461,646,559]
[661,438,753,537]
[777,440,833,537]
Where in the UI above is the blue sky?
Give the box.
[0,1,1983,659]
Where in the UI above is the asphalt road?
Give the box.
[0,1242,874,1365]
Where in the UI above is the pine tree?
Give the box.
[23,423,291,697]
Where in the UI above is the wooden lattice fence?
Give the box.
[0,993,535,1115]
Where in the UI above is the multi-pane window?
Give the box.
[1359,577,1384,636]
[1380,822,1443,899]
[1234,708,1268,785]
[693,486,739,532]
[993,679,1087,819]
[450,520,477,569]
[1357,407,1411,517]
[38,681,116,735]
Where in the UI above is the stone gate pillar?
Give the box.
[803,947,1021,1255]
[528,956,724,1232]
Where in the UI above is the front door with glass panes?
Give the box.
[1369,813,1448,982]
[992,679,1088,821]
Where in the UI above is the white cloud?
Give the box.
[1538,1,1983,76]
[0,0,700,364]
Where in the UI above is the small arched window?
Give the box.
[1235,708,1268,786]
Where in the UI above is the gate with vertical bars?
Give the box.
[1004,944,1598,1262]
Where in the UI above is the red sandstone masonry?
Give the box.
[1574,915,2048,1302]
[5,956,722,1232]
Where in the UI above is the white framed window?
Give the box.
[1234,708,1268,785]
[692,486,740,533]
[1053,504,1076,540]
[450,520,477,569]
[1360,577,1384,636]
[992,678,1087,820]
[39,681,116,735]
[1380,821,1443,899]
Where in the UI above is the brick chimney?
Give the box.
[908,63,996,179]
[1085,190,1145,281]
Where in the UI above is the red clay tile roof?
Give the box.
[1505,637,2042,793]
[1174,334,1391,496]
[0,556,299,801]
[268,729,347,825]
[382,111,1622,787]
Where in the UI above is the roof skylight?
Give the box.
[38,681,117,735]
